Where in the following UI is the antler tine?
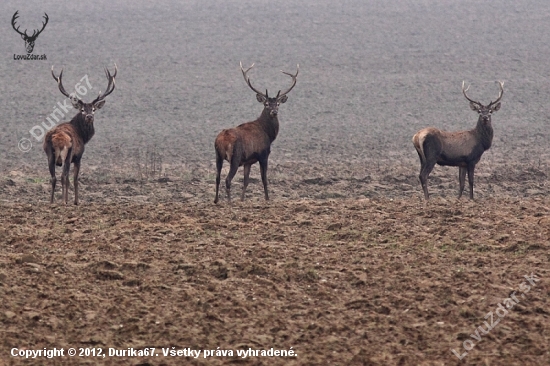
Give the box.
[51,65,72,99]
[240,61,254,75]
[11,11,27,36]
[489,80,504,106]
[278,64,299,97]
[462,80,480,105]
[101,64,117,91]
[240,61,266,97]
[35,13,49,37]
[104,63,118,80]
[93,64,117,103]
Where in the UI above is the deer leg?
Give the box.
[241,164,251,201]
[419,160,436,200]
[225,158,239,202]
[458,167,466,198]
[214,153,223,204]
[467,164,476,199]
[61,160,71,205]
[73,158,81,205]
[259,158,269,201]
[48,154,56,204]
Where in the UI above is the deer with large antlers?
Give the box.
[214,62,299,203]
[412,81,504,200]
[11,11,49,54]
[43,65,117,205]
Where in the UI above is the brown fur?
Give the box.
[214,63,298,204]
[45,65,116,205]
[214,108,280,203]
[43,114,94,205]
[49,128,73,166]
[413,81,503,200]
[216,118,277,165]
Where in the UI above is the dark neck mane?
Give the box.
[70,113,95,144]
[475,117,494,150]
[258,108,280,142]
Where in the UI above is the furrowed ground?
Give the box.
[0,195,548,365]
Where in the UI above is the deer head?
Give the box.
[12,11,49,54]
[240,62,299,117]
[462,81,504,124]
[51,65,117,123]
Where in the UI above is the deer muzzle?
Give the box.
[25,42,35,54]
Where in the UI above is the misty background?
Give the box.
[1,0,548,197]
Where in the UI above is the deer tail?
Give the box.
[51,132,72,167]
[412,130,429,163]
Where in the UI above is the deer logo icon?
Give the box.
[12,11,49,54]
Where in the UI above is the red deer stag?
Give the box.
[44,65,117,204]
[412,81,504,200]
[214,62,299,203]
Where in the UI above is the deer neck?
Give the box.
[475,116,494,150]
[70,113,95,144]
[259,108,280,142]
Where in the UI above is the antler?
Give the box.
[462,81,481,106]
[277,65,299,98]
[488,81,504,107]
[12,12,48,39]
[51,66,72,99]
[240,62,267,98]
[92,64,117,104]
[463,80,504,107]
[11,11,27,37]
[30,13,49,40]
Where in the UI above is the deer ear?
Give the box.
[279,95,288,104]
[94,100,106,110]
[256,94,266,103]
[491,102,501,112]
[469,102,480,112]
[70,95,81,109]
